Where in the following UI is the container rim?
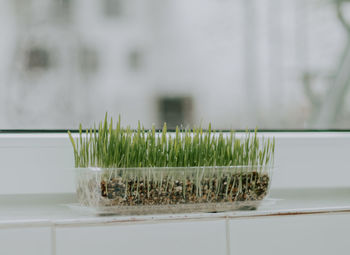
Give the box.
[73,165,276,172]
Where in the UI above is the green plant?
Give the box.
[68,114,275,169]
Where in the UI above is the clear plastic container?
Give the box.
[75,166,273,215]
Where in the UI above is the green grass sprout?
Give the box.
[68,114,275,169]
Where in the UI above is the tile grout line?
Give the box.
[225,218,231,255]
[51,225,56,255]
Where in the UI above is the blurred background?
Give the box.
[1,0,350,129]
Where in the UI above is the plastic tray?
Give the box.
[75,166,273,215]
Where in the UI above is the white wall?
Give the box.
[0,132,349,194]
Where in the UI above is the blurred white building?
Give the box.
[0,0,347,129]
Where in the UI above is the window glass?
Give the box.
[1,0,349,129]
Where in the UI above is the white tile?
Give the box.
[229,213,350,255]
[56,220,227,255]
[0,227,51,255]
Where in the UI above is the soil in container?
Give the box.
[98,171,269,206]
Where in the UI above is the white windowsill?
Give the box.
[0,188,349,228]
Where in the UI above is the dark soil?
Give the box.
[100,171,269,206]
